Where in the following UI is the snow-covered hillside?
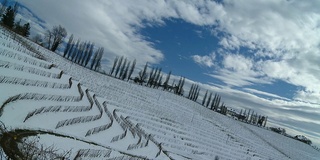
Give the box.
[0,28,319,159]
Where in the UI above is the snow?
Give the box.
[0,27,320,159]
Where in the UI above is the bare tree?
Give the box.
[49,25,67,52]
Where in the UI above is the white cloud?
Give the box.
[17,0,177,67]
[223,54,253,71]
[243,88,290,101]
[208,54,272,87]
[193,0,320,103]
[191,52,215,67]
[16,0,227,67]
[293,90,320,104]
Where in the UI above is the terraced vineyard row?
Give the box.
[0,28,319,159]
[0,36,169,159]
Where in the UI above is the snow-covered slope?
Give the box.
[0,28,319,160]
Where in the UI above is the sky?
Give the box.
[14,0,320,146]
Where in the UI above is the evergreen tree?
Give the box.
[93,47,104,71]
[121,61,130,80]
[81,42,90,65]
[188,84,194,99]
[66,42,74,59]
[247,109,251,122]
[115,56,123,78]
[119,58,127,78]
[13,19,30,37]
[137,62,148,85]
[13,19,22,34]
[79,42,87,63]
[147,67,155,87]
[163,71,171,91]
[73,40,82,63]
[250,111,255,124]
[1,6,15,28]
[157,74,163,89]
[22,22,30,37]
[263,116,268,127]
[202,90,208,106]
[216,95,221,110]
[110,57,118,76]
[63,34,73,57]
[84,43,94,67]
[206,92,212,108]
[153,68,162,88]
[70,39,80,62]
[127,59,136,81]
[210,94,216,110]
[175,77,182,95]
[191,85,198,100]
[194,85,200,101]
[176,77,185,95]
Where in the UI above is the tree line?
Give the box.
[106,55,232,117]
[63,34,104,71]
[106,55,267,122]
[109,58,186,96]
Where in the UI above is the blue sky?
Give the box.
[15,0,320,146]
[140,18,299,100]
[140,19,220,81]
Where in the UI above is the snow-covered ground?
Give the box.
[1,28,320,159]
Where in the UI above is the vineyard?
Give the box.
[0,27,319,159]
